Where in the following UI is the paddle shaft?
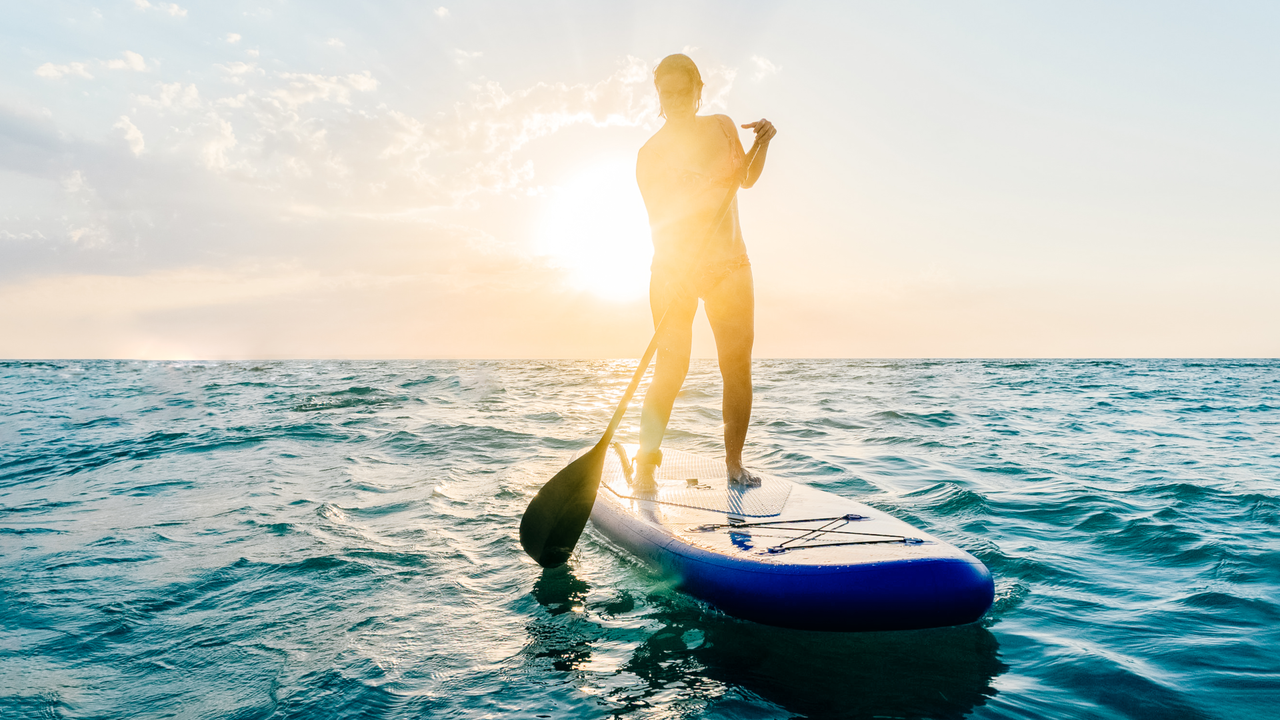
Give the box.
[593,138,765,452]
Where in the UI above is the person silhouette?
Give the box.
[632,53,776,491]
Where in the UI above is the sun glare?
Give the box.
[534,160,652,302]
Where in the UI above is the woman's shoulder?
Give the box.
[637,136,662,168]
[706,114,736,131]
[706,115,744,160]
[703,115,742,148]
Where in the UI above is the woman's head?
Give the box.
[654,54,703,119]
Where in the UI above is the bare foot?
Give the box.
[633,462,658,494]
[727,465,762,487]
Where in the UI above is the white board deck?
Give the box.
[600,443,791,517]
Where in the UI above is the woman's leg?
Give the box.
[704,264,758,485]
[636,273,697,490]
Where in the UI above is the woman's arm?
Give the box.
[739,118,776,189]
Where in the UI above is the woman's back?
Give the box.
[637,114,747,273]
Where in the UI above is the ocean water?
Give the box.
[1,359,1277,720]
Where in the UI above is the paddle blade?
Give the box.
[519,445,607,567]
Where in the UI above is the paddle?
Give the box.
[519,138,765,568]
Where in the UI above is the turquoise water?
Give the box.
[1,359,1277,719]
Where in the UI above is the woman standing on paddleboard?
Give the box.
[633,53,776,491]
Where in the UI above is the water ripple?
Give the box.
[1,359,1277,719]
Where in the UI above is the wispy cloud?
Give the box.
[699,63,737,110]
[67,224,111,246]
[271,71,378,109]
[61,170,88,194]
[2,2,1275,360]
[136,82,201,110]
[134,0,187,17]
[5,53,674,282]
[214,61,264,85]
[35,62,94,80]
[104,51,148,72]
[114,116,145,156]
[201,116,237,171]
[751,54,780,82]
[382,56,663,200]
[36,51,149,80]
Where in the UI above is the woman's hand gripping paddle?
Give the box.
[519,139,764,568]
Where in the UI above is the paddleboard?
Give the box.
[586,443,994,632]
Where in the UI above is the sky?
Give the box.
[2,0,1278,359]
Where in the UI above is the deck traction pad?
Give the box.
[599,445,791,517]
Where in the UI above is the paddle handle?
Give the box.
[594,138,766,451]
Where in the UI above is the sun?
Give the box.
[534,159,652,302]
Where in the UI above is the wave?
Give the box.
[1,359,1277,720]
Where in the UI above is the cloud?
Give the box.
[2,55,682,282]
[451,56,660,152]
[271,71,378,109]
[226,33,241,44]
[175,56,659,206]
[751,54,780,82]
[68,224,110,247]
[36,52,149,81]
[454,49,482,67]
[698,63,737,110]
[61,170,88,193]
[134,0,187,17]
[201,116,237,171]
[136,82,201,110]
[371,55,665,202]
[327,38,345,49]
[215,93,247,108]
[1,51,733,357]
[214,61,264,85]
[435,7,449,18]
[104,51,148,72]
[114,116,145,155]
[35,62,93,80]
[0,230,46,242]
